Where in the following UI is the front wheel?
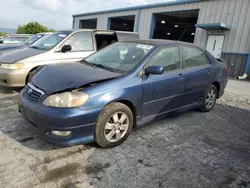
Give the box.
[94,102,133,148]
[199,85,217,112]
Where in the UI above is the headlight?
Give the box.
[43,91,89,108]
[0,63,24,70]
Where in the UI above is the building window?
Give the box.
[109,15,135,32]
[151,10,199,43]
[80,18,97,29]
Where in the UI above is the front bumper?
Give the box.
[0,68,29,87]
[19,89,102,146]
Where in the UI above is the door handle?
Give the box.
[178,73,184,79]
[206,68,212,74]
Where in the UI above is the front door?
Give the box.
[53,31,95,63]
[142,46,185,118]
[206,35,224,58]
[181,46,212,106]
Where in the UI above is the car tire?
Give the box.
[94,102,134,148]
[199,84,217,112]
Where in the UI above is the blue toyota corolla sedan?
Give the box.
[19,40,228,148]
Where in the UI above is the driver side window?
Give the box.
[148,47,181,72]
[64,31,94,52]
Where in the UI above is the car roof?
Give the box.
[37,32,54,35]
[56,29,138,34]
[120,39,198,47]
[7,34,33,37]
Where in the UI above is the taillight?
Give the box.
[225,66,229,72]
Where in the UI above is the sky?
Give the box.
[0,0,175,30]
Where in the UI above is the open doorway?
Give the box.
[109,15,135,32]
[80,18,97,29]
[151,10,199,43]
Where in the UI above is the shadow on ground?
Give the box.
[0,86,22,94]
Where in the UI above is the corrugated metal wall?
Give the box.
[137,0,250,53]
[74,0,250,54]
[73,0,250,77]
[221,53,249,78]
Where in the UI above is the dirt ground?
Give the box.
[0,79,249,188]
[217,80,250,110]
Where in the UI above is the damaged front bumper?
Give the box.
[19,89,102,146]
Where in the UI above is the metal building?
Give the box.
[72,0,250,78]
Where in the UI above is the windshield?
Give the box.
[3,36,29,44]
[31,31,71,50]
[85,42,154,72]
[23,34,44,45]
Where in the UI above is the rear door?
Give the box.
[181,46,212,106]
[53,31,95,63]
[142,46,185,117]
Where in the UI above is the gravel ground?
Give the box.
[217,80,250,110]
[0,80,249,188]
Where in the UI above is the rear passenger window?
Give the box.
[182,47,209,68]
[148,47,181,72]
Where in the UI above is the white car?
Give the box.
[0,29,139,87]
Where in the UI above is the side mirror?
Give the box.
[145,66,164,75]
[61,45,72,53]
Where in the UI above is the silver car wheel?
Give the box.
[104,112,129,143]
[206,88,216,109]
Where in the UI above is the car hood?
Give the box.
[0,47,46,63]
[0,44,25,51]
[32,62,122,94]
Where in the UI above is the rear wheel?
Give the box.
[94,102,133,148]
[199,85,217,112]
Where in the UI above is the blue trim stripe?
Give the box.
[222,52,249,56]
[107,18,111,30]
[244,53,250,74]
[106,14,135,18]
[78,20,81,29]
[72,0,202,17]
[149,14,155,39]
[195,23,231,30]
[136,8,141,32]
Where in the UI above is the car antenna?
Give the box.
[178,28,187,41]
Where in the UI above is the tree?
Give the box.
[0,32,7,37]
[16,22,55,34]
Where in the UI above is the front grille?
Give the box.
[25,83,44,102]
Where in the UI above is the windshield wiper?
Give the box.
[79,59,95,67]
[93,64,118,72]
[30,46,39,49]
[30,46,38,49]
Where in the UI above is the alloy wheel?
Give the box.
[104,112,129,142]
[206,88,216,109]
